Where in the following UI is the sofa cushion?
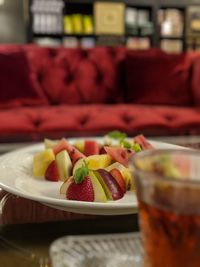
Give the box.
[1,105,200,143]
[125,49,193,106]
[0,46,48,108]
[25,46,125,105]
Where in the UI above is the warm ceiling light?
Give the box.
[0,0,4,5]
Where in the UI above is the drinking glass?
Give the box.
[129,149,200,267]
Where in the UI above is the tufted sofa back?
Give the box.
[0,45,199,108]
[25,45,126,105]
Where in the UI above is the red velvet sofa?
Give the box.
[1,45,200,145]
[1,45,200,225]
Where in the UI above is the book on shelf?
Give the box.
[140,21,154,36]
[33,38,61,47]
[125,7,153,36]
[186,36,200,51]
[72,14,83,34]
[125,7,138,35]
[63,14,93,35]
[160,39,183,53]
[31,0,63,34]
[63,37,79,48]
[158,8,184,38]
[186,6,200,36]
[63,15,73,34]
[96,36,125,46]
[137,9,150,27]
[63,37,95,48]
[82,15,93,34]
[80,37,95,48]
[126,37,151,50]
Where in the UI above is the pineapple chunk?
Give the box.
[73,140,84,153]
[33,149,55,178]
[73,154,112,175]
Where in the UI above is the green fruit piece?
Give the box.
[56,150,72,181]
[89,171,107,202]
[60,176,73,195]
[44,138,59,149]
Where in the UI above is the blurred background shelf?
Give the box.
[25,0,200,52]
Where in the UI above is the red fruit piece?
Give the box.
[84,140,100,156]
[53,138,86,165]
[134,134,154,149]
[94,169,124,200]
[45,160,60,182]
[104,146,134,168]
[110,168,126,194]
[66,176,94,202]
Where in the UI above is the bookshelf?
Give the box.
[27,0,200,52]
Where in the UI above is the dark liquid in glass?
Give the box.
[139,201,200,267]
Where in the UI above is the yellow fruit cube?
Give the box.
[33,149,55,178]
[73,140,84,153]
[121,168,134,191]
[73,154,112,174]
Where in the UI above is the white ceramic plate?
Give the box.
[0,138,184,215]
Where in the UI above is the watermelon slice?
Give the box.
[134,134,154,150]
[84,140,100,156]
[53,138,86,165]
[104,146,134,168]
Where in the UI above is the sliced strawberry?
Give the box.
[45,160,60,182]
[53,138,86,165]
[104,146,134,168]
[110,168,126,193]
[84,140,100,156]
[134,134,154,149]
[66,176,94,202]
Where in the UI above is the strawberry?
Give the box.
[66,161,94,202]
[66,176,94,202]
[45,160,60,182]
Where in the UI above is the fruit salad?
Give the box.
[33,131,154,202]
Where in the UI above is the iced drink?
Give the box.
[129,149,200,267]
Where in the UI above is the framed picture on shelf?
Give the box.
[94,2,125,35]
[186,6,200,36]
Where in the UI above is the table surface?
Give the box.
[0,214,139,267]
[0,135,199,267]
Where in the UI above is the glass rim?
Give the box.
[129,148,200,186]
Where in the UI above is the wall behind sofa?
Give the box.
[0,0,26,44]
